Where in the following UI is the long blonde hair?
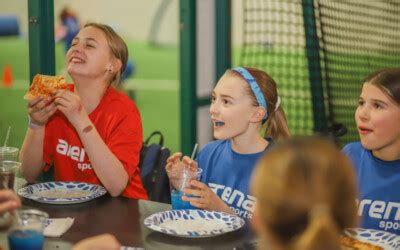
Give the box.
[227,67,290,141]
[252,137,358,250]
[84,23,128,86]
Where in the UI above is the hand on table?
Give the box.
[72,233,121,250]
[0,190,21,215]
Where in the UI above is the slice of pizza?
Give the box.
[24,74,69,100]
[340,235,384,250]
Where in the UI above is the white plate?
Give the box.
[18,182,107,204]
[344,228,400,250]
[144,209,245,238]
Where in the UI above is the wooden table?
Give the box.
[0,194,257,250]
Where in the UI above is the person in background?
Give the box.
[252,137,358,250]
[167,67,290,219]
[20,23,147,199]
[59,6,81,52]
[342,68,400,235]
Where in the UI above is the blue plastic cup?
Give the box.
[167,163,202,210]
[8,209,48,250]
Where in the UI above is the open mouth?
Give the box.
[70,57,84,63]
[213,121,225,127]
[358,126,373,135]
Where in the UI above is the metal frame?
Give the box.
[302,0,328,132]
[28,0,55,82]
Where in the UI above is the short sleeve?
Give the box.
[106,109,143,179]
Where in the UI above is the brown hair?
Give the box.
[363,68,400,105]
[227,67,290,140]
[252,137,358,250]
[84,23,128,86]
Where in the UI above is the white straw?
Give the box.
[180,143,199,191]
[2,126,11,149]
[190,143,198,160]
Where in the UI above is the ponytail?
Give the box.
[265,106,290,141]
[289,206,341,250]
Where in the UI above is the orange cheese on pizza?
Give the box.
[340,235,384,250]
[24,74,69,100]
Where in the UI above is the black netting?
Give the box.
[239,0,400,144]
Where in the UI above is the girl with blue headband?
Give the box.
[166,67,290,219]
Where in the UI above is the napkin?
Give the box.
[44,217,74,237]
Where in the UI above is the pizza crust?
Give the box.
[24,74,69,100]
[340,235,384,250]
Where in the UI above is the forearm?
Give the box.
[76,120,128,197]
[19,128,45,182]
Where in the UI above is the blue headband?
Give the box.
[232,67,268,120]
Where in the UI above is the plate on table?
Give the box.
[18,181,107,204]
[144,209,245,238]
[342,228,400,250]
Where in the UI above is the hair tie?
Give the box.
[232,67,268,120]
[274,96,281,112]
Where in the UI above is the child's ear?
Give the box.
[109,59,122,74]
[250,106,266,123]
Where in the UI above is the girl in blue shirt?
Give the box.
[343,68,400,234]
[167,67,290,218]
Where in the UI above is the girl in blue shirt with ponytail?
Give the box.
[167,67,290,219]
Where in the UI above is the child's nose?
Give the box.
[357,106,369,121]
[209,103,218,115]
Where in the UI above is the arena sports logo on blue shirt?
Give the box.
[209,182,256,219]
[358,199,400,232]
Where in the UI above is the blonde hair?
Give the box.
[227,67,290,141]
[84,23,128,86]
[252,137,358,250]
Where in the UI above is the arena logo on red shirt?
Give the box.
[56,139,92,171]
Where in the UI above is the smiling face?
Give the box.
[209,73,262,140]
[355,82,400,155]
[66,26,115,81]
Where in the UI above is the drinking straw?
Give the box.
[180,143,199,191]
[190,143,199,160]
[2,126,11,150]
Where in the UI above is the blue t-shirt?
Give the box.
[197,139,270,219]
[343,142,400,235]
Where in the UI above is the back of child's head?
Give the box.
[363,68,400,105]
[84,22,128,86]
[226,67,290,141]
[252,136,358,250]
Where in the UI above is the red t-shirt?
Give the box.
[43,86,148,199]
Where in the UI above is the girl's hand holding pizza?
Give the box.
[28,96,57,127]
[53,89,89,130]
